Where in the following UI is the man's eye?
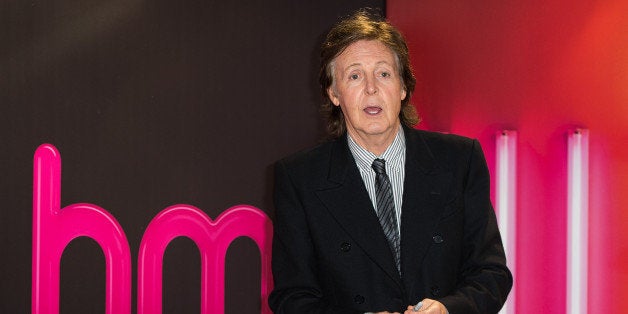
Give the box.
[350,74,359,80]
[381,72,390,78]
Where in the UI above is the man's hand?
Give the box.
[404,298,447,314]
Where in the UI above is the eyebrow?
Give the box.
[343,60,392,72]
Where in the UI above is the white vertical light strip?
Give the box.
[496,130,516,314]
[567,129,589,314]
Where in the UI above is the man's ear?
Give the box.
[327,87,340,106]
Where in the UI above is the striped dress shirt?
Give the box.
[347,126,406,231]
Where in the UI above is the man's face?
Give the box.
[327,40,406,147]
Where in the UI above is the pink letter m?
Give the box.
[138,205,273,314]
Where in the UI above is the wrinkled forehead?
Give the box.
[334,40,397,69]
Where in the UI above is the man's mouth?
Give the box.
[364,106,382,115]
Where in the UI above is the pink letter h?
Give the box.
[32,144,131,314]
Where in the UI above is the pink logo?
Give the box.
[32,144,273,314]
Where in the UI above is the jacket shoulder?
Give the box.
[274,137,345,185]
[405,128,484,173]
[410,128,477,153]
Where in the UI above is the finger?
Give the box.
[419,300,434,312]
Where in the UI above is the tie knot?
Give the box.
[372,158,386,174]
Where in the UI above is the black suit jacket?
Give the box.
[269,127,512,313]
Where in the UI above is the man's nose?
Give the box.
[365,75,378,95]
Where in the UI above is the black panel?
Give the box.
[0,1,385,313]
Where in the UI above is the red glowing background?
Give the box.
[389,1,628,313]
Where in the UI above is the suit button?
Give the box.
[431,286,441,297]
[340,242,351,252]
[432,234,444,244]
[354,295,365,304]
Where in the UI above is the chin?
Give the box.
[363,127,391,137]
[367,123,394,134]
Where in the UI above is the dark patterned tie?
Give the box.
[372,158,401,273]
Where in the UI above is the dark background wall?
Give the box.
[1,1,384,313]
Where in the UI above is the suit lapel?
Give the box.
[315,136,403,286]
[399,129,452,289]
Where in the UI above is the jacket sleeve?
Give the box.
[268,160,362,314]
[438,139,513,313]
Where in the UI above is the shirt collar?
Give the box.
[347,126,406,172]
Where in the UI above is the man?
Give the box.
[269,10,512,314]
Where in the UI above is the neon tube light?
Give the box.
[496,130,517,314]
[567,129,589,314]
